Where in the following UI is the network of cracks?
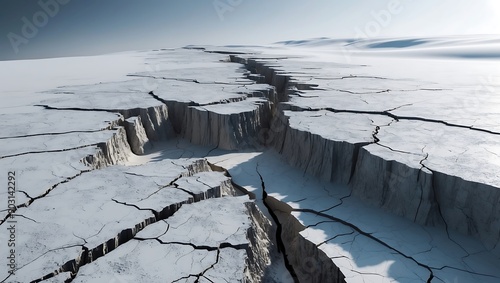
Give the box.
[1,48,499,283]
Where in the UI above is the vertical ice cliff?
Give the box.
[118,105,174,142]
[82,126,132,168]
[81,106,172,169]
[244,202,282,283]
[182,98,272,150]
[124,116,152,155]
[266,195,347,283]
[147,89,273,150]
[349,146,435,225]
[36,89,176,168]
[271,109,369,185]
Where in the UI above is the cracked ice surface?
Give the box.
[0,117,127,221]
[206,148,500,283]
[2,38,500,283]
[74,197,251,283]
[0,48,287,283]
[38,79,168,110]
[0,155,266,282]
[1,159,186,281]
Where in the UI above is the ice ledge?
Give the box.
[230,54,500,254]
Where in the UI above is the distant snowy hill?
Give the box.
[274,35,500,59]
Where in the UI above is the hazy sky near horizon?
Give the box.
[0,0,499,60]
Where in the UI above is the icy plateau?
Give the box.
[1,37,500,283]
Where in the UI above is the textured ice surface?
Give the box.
[1,37,500,282]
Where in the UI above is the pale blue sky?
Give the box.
[1,0,499,60]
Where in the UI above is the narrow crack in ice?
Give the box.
[135,236,249,251]
[129,74,253,86]
[0,169,91,227]
[171,249,220,283]
[0,144,100,160]
[289,107,500,135]
[0,129,110,140]
[256,165,299,283]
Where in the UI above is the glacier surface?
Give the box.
[0,36,499,283]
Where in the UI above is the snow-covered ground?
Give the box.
[1,36,499,282]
